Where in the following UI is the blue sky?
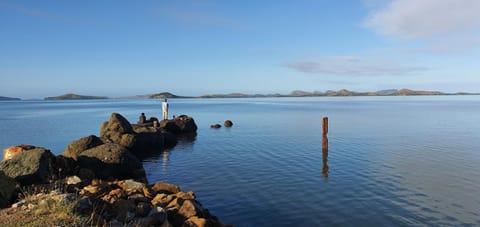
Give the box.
[1,0,479,98]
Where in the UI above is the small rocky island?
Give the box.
[0,113,225,226]
[44,93,108,100]
[0,96,21,101]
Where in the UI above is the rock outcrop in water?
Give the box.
[224,120,233,127]
[158,115,198,134]
[0,113,225,226]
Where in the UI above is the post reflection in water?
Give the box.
[322,135,329,178]
[160,133,197,170]
[161,149,171,171]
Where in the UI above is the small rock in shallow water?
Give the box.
[210,124,221,129]
[224,120,233,127]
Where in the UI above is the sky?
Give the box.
[1,0,480,99]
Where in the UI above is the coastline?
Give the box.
[0,113,227,226]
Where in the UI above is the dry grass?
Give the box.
[0,186,88,227]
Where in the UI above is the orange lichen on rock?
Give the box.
[3,144,35,161]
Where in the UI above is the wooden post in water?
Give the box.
[322,117,328,136]
[322,116,329,177]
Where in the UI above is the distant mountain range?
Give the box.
[2,89,479,101]
[0,96,21,101]
[196,89,478,98]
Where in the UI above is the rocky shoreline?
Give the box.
[0,113,226,226]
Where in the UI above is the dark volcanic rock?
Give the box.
[0,171,19,208]
[160,115,198,134]
[0,147,56,185]
[101,113,175,157]
[224,120,233,127]
[77,143,146,182]
[55,155,78,178]
[176,115,198,133]
[159,120,181,134]
[62,135,103,160]
[210,124,221,129]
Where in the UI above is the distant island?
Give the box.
[148,92,189,99]
[4,89,478,101]
[0,96,21,101]
[195,88,479,98]
[44,93,108,100]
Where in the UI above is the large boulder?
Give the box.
[77,143,146,182]
[61,135,103,160]
[0,147,56,185]
[160,115,198,134]
[0,171,19,208]
[100,113,136,149]
[101,113,134,135]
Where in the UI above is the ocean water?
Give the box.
[1,96,479,226]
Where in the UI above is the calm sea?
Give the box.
[1,96,479,226]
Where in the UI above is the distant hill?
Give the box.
[149,92,189,99]
[196,88,476,98]
[44,93,108,100]
[393,89,445,96]
[131,88,479,99]
[0,96,21,101]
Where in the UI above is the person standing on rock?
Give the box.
[138,113,146,124]
[162,98,169,120]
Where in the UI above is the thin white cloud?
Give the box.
[154,6,241,29]
[0,2,96,25]
[285,56,428,76]
[364,0,480,39]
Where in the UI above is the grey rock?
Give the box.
[61,135,103,160]
[0,147,56,185]
[77,143,146,182]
